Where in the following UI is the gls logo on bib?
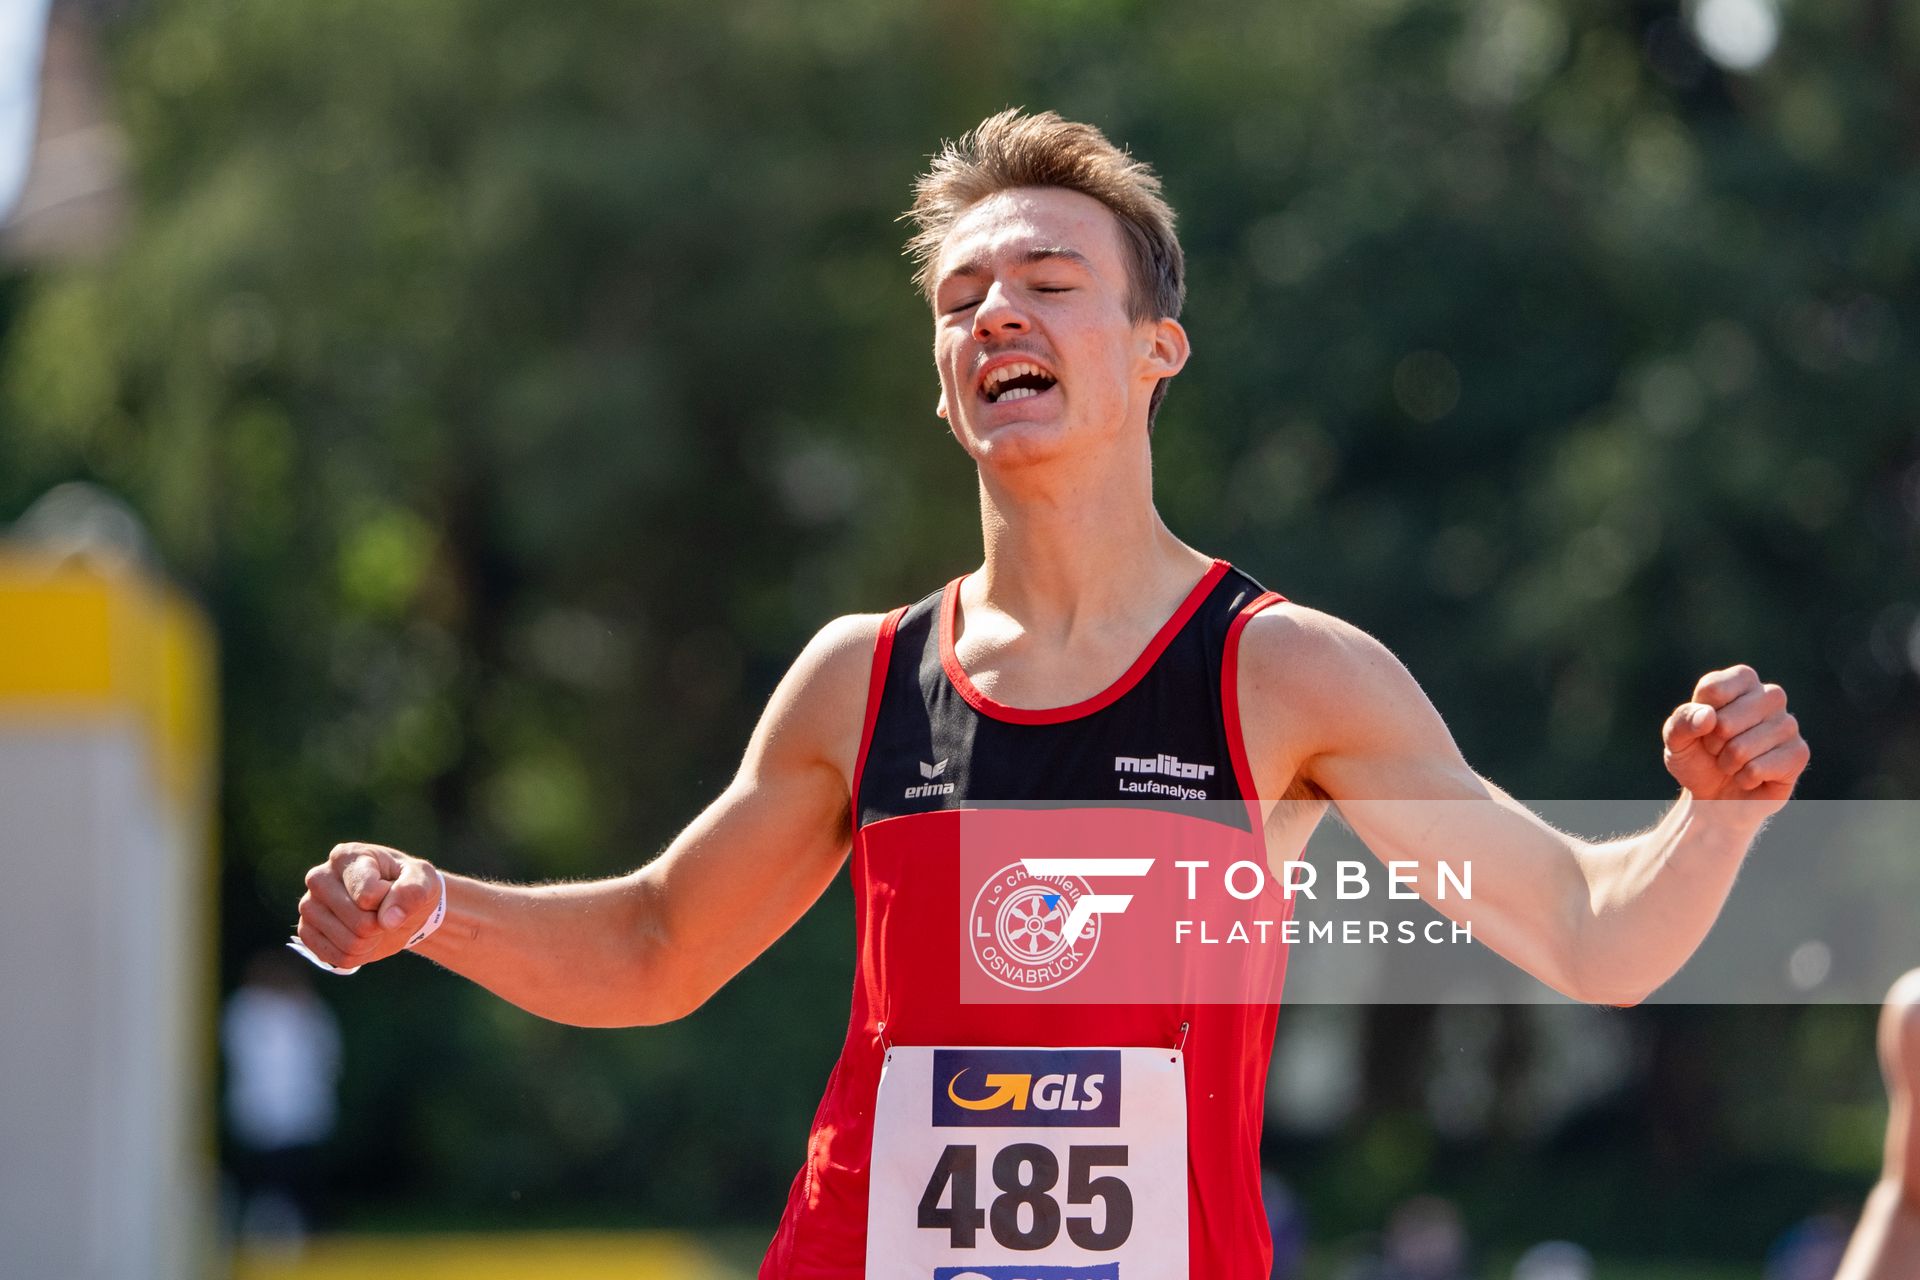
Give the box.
[932,1049,1122,1128]
[934,1266,1121,1279]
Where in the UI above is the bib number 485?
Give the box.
[915,1143,1133,1251]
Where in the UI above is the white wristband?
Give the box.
[404,867,449,950]
[288,864,447,976]
[287,935,358,976]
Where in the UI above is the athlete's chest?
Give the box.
[862,705,1233,812]
[854,561,1273,829]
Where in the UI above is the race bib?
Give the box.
[866,1045,1188,1279]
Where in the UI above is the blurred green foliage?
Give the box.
[2,0,1917,1263]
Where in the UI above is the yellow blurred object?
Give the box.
[0,542,220,1279]
[232,1232,743,1280]
[0,546,217,816]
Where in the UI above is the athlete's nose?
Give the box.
[971,280,1029,342]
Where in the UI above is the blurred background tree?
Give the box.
[1,0,1915,1266]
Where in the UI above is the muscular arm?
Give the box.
[295,613,882,1027]
[1836,970,1920,1280]
[1238,605,1806,1006]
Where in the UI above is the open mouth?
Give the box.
[980,361,1059,404]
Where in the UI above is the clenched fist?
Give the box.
[1662,664,1809,813]
[294,842,445,974]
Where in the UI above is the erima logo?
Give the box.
[1114,752,1215,780]
[905,758,955,799]
[932,1049,1122,1128]
[1019,857,1153,943]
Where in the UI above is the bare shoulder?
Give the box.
[747,613,889,785]
[1235,601,1462,799]
[1235,604,1393,797]
[794,612,890,689]
[1238,602,1416,711]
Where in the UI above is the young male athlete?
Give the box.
[1836,970,1920,1280]
[294,110,1810,1277]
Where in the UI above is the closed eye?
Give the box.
[944,299,982,315]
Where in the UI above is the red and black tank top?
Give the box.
[760,558,1289,1278]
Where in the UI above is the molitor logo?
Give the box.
[933,1267,1120,1280]
[931,1049,1122,1128]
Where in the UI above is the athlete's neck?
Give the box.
[970,437,1211,640]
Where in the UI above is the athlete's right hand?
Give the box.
[296,841,442,970]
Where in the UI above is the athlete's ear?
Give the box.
[1142,317,1190,382]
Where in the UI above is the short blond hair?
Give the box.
[905,109,1185,322]
[904,109,1187,421]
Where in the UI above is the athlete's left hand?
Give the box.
[1661,664,1809,812]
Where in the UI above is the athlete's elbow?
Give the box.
[1579,980,1656,1009]
[1556,892,1673,1007]
[1563,955,1664,1008]
[618,976,715,1027]
[609,890,725,1026]
[606,940,704,1026]
[1559,936,1662,1008]
[551,973,705,1028]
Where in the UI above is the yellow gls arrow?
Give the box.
[948,1070,1032,1111]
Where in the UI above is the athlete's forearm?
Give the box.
[412,870,685,1027]
[1836,1180,1920,1280]
[1566,793,1761,1004]
[1838,977,1920,1278]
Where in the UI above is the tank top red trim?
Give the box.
[847,606,907,812]
[1223,589,1287,825]
[938,558,1233,725]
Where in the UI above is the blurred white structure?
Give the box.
[0,0,127,261]
[0,488,218,1279]
[1688,0,1781,73]
[0,0,52,220]
[1513,1240,1595,1280]
[223,951,342,1246]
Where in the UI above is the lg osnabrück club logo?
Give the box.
[968,858,1152,992]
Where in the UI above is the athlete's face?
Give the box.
[930,187,1188,463]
